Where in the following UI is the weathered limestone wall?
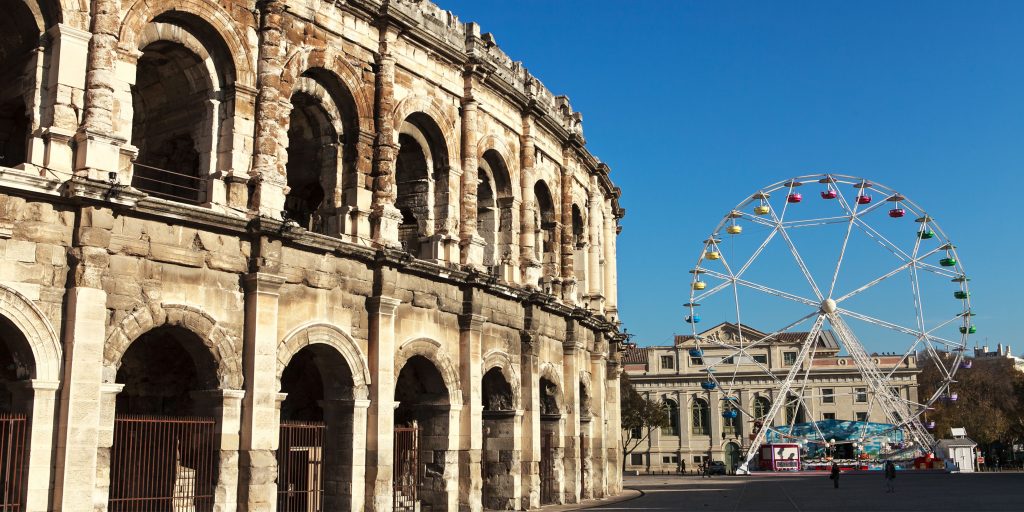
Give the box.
[0,1,627,511]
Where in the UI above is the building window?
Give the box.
[856,412,868,422]
[690,356,704,366]
[722,355,735,364]
[785,400,806,425]
[662,455,679,464]
[753,354,768,364]
[631,453,644,465]
[630,427,642,439]
[855,387,868,403]
[691,398,710,435]
[784,352,797,365]
[753,396,770,419]
[661,355,674,370]
[823,412,836,420]
[693,455,705,464]
[662,399,680,436]
[822,388,835,404]
[723,403,740,437]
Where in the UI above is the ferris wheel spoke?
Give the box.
[852,217,912,261]
[780,216,852,229]
[837,308,961,348]
[734,227,780,278]
[916,261,963,279]
[828,211,858,299]
[692,279,733,303]
[773,224,825,301]
[834,245,946,304]
[735,212,777,230]
[699,269,820,308]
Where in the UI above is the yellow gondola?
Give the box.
[726,225,743,235]
[754,204,770,215]
[706,250,721,260]
[692,281,707,290]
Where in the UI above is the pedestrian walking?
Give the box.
[830,462,840,489]
[884,460,896,493]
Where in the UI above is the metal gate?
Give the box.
[109,415,216,511]
[0,413,28,511]
[277,421,325,512]
[540,431,556,504]
[393,426,418,512]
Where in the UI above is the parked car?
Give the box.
[707,460,728,475]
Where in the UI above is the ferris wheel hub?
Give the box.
[821,298,838,314]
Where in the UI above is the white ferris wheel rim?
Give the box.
[685,173,971,456]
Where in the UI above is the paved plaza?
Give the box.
[584,472,1024,511]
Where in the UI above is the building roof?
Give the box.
[620,346,649,365]
[936,438,977,448]
[674,322,840,350]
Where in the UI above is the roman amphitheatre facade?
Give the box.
[0,0,625,510]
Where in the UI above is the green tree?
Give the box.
[620,374,669,471]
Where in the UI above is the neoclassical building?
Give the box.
[623,323,919,473]
[0,0,625,510]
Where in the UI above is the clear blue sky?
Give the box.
[443,0,1024,352]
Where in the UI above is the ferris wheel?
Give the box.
[685,174,973,474]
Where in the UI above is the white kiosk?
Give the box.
[934,427,977,473]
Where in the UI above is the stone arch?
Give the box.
[280,47,374,135]
[117,0,255,86]
[103,303,242,389]
[395,337,462,406]
[0,284,60,381]
[482,349,522,410]
[578,370,593,416]
[391,95,458,162]
[476,134,519,185]
[278,322,371,400]
[538,361,563,414]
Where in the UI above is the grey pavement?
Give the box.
[580,472,1024,511]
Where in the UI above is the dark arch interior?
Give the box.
[394,355,451,509]
[578,381,591,417]
[0,0,41,169]
[394,355,448,425]
[534,181,557,281]
[395,113,449,257]
[572,205,585,248]
[482,368,513,412]
[478,150,513,269]
[0,314,33,412]
[539,377,559,416]
[115,326,219,416]
[284,92,334,231]
[280,344,355,421]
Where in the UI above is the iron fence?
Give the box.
[109,415,216,511]
[393,426,418,512]
[0,413,27,511]
[540,431,557,504]
[276,421,325,512]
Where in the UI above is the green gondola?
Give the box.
[940,257,957,267]
[919,229,935,239]
[953,291,969,299]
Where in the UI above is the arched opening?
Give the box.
[130,14,235,205]
[277,344,358,510]
[539,376,562,504]
[722,401,740,439]
[0,1,41,169]
[724,442,741,474]
[283,92,334,231]
[691,398,710,436]
[394,355,452,511]
[0,314,33,507]
[478,150,514,272]
[533,181,557,288]
[481,367,515,509]
[784,396,807,426]
[753,395,771,420]
[662,400,679,436]
[571,205,586,303]
[396,113,449,258]
[110,326,221,509]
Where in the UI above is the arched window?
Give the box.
[753,396,771,419]
[723,402,740,437]
[478,150,513,271]
[691,398,710,435]
[785,397,806,425]
[395,113,449,258]
[533,181,557,286]
[0,2,39,170]
[662,399,680,436]
[572,204,586,302]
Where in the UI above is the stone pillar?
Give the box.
[519,115,541,287]
[74,0,125,180]
[370,24,402,247]
[586,179,604,312]
[321,398,369,511]
[239,272,286,511]
[561,335,580,504]
[604,359,622,494]
[94,383,123,511]
[250,0,289,217]
[340,131,376,243]
[459,71,485,267]
[677,390,690,471]
[559,163,575,302]
[7,380,59,512]
[194,389,245,512]
[458,312,485,511]
[31,24,90,177]
[588,352,607,498]
[518,330,540,509]
[364,295,400,512]
[603,203,618,321]
[53,207,111,512]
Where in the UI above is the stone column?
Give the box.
[340,131,376,243]
[321,398,369,511]
[458,312,485,510]
[677,390,690,471]
[364,295,400,512]
[518,329,540,509]
[586,179,604,312]
[7,380,59,512]
[239,272,286,511]
[74,0,125,180]
[559,163,575,302]
[250,0,289,217]
[53,207,111,512]
[94,383,123,510]
[588,352,607,498]
[369,24,402,247]
[561,334,580,504]
[604,359,622,494]
[603,203,618,320]
[459,70,485,267]
[519,115,541,287]
[30,24,90,177]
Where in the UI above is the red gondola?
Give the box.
[788,193,803,203]
[857,195,872,205]
[821,189,838,199]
